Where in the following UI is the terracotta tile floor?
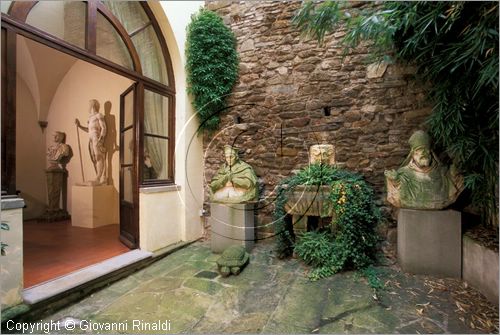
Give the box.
[23,220,129,288]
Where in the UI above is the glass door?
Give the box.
[119,84,138,248]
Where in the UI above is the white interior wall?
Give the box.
[47,60,133,221]
[16,76,46,220]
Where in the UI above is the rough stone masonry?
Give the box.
[203,1,432,239]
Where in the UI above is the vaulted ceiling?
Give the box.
[17,35,77,121]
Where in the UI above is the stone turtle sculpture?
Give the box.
[216,245,249,277]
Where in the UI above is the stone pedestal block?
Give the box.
[398,209,461,278]
[1,197,25,308]
[42,169,70,221]
[46,169,64,211]
[463,235,499,304]
[210,203,255,253]
[72,185,116,228]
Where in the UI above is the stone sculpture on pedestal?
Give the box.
[384,130,464,209]
[43,131,72,221]
[385,130,464,278]
[210,145,258,204]
[72,99,116,228]
[209,145,258,253]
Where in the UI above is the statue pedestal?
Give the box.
[209,202,255,253]
[71,185,115,228]
[41,169,70,222]
[398,209,461,278]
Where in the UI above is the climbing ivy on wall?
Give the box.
[186,9,239,131]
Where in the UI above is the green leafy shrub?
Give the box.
[294,231,336,267]
[275,164,380,279]
[186,9,239,131]
[294,231,340,281]
[293,1,499,225]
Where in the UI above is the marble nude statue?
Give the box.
[76,99,107,185]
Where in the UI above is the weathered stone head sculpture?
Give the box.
[210,145,258,203]
[224,145,239,167]
[309,144,335,165]
[385,130,464,209]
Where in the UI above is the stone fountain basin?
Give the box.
[283,185,334,217]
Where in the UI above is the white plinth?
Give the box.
[209,202,255,253]
[71,185,117,228]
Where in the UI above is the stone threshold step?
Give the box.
[23,249,153,305]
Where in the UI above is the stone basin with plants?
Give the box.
[283,184,334,218]
[274,163,380,281]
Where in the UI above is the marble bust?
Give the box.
[384,130,464,209]
[45,131,72,219]
[210,145,258,203]
[47,131,71,170]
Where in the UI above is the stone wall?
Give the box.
[203,1,432,237]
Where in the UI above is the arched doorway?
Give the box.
[1,1,175,287]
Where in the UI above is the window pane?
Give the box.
[1,1,12,14]
[144,90,169,137]
[123,88,134,128]
[123,166,133,203]
[132,26,168,85]
[144,137,168,181]
[96,12,133,70]
[26,1,86,49]
[123,128,133,165]
[101,1,149,35]
[143,90,169,181]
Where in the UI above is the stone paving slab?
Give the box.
[24,240,498,334]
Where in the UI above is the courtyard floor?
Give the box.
[38,240,498,334]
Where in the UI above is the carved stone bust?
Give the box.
[47,131,71,170]
[384,130,464,209]
[210,145,258,203]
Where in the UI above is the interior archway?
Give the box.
[19,36,134,287]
